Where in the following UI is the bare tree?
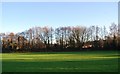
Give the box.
[109,23,118,49]
[71,26,84,48]
[110,23,118,37]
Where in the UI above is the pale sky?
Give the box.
[1,2,118,33]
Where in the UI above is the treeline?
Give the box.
[1,23,119,52]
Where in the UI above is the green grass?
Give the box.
[1,50,120,72]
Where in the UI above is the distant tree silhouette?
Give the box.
[1,23,119,52]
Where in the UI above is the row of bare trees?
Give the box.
[1,23,119,52]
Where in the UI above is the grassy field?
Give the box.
[1,50,120,72]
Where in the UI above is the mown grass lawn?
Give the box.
[1,50,120,72]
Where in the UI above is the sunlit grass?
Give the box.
[2,50,119,72]
[2,54,119,62]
